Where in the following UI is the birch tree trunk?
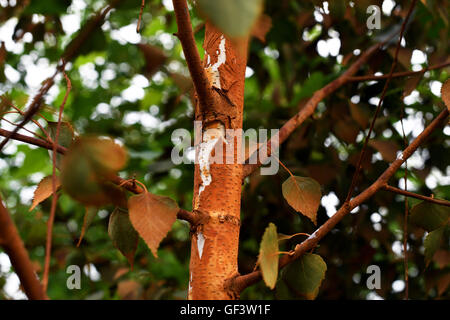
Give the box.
[188,22,248,300]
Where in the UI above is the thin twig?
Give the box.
[0,116,47,141]
[344,0,418,204]
[229,108,449,295]
[399,91,409,300]
[0,128,198,225]
[382,184,450,207]
[136,0,146,33]
[42,71,71,293]
[243,42,383,177]
[0,2,118,152]
[347,61,450,82]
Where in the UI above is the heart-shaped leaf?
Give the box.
[128,192,178,257]
[283,253,327,300]
[282,176,322,225]
[196,0,264,38]
[259,223,279,289]
[30,175,61,211]
[108,207,139,268]
[410,201,449,232]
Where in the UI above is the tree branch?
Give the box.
[172,0,216,114]
[242,42,383,177]
[0,194,48,300]
[347,61,450,82]
[0,2,118,152]
[0,129,197,225]
[230,108,449,294]
[382,184,450,207]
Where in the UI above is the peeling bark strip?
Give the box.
[188,22,248,300]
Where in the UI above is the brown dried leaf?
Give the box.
[402,74,423,99]
[282,176,322,225]
[137,44,167,78]
[128,192,178,257]
[30,175,61,211]
[368,140,400,162]
[250,14,272,43]
[388,47,412,70]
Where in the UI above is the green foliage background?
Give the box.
[0,0,449,300]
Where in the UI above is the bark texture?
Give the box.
[188,22,247,300]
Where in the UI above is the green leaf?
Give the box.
[196,0,264,38]
[282,176,322,225]
[128,192,178,257]
[283,253,327,300]
[424,225,446,266]
[108,207,139,268]
[410,201,450,232]
[258,223,279,289]
[61,136,128,206]
[47,121,74,169]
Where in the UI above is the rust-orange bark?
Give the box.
[188,23,248,300]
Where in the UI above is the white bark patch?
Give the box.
[205,35,227,89]
[198,124,225,197]
[188,273,193,295]
[198,138,219,196]
[197,231,205,259]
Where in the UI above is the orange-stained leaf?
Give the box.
[282,176,322,225]
[128,192,178,257]
[368,140,400,162]
[77,207,97,247]
[29,175,61,211]
[442,78,450,112]
[108,207,139,268]
[250,14,272,43]
[258,223,279,289]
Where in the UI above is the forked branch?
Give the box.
[230,108,449,294]
[0,129,198,225]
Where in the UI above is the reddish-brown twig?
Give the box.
[229,108,448,295]
[42,71,71,293]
